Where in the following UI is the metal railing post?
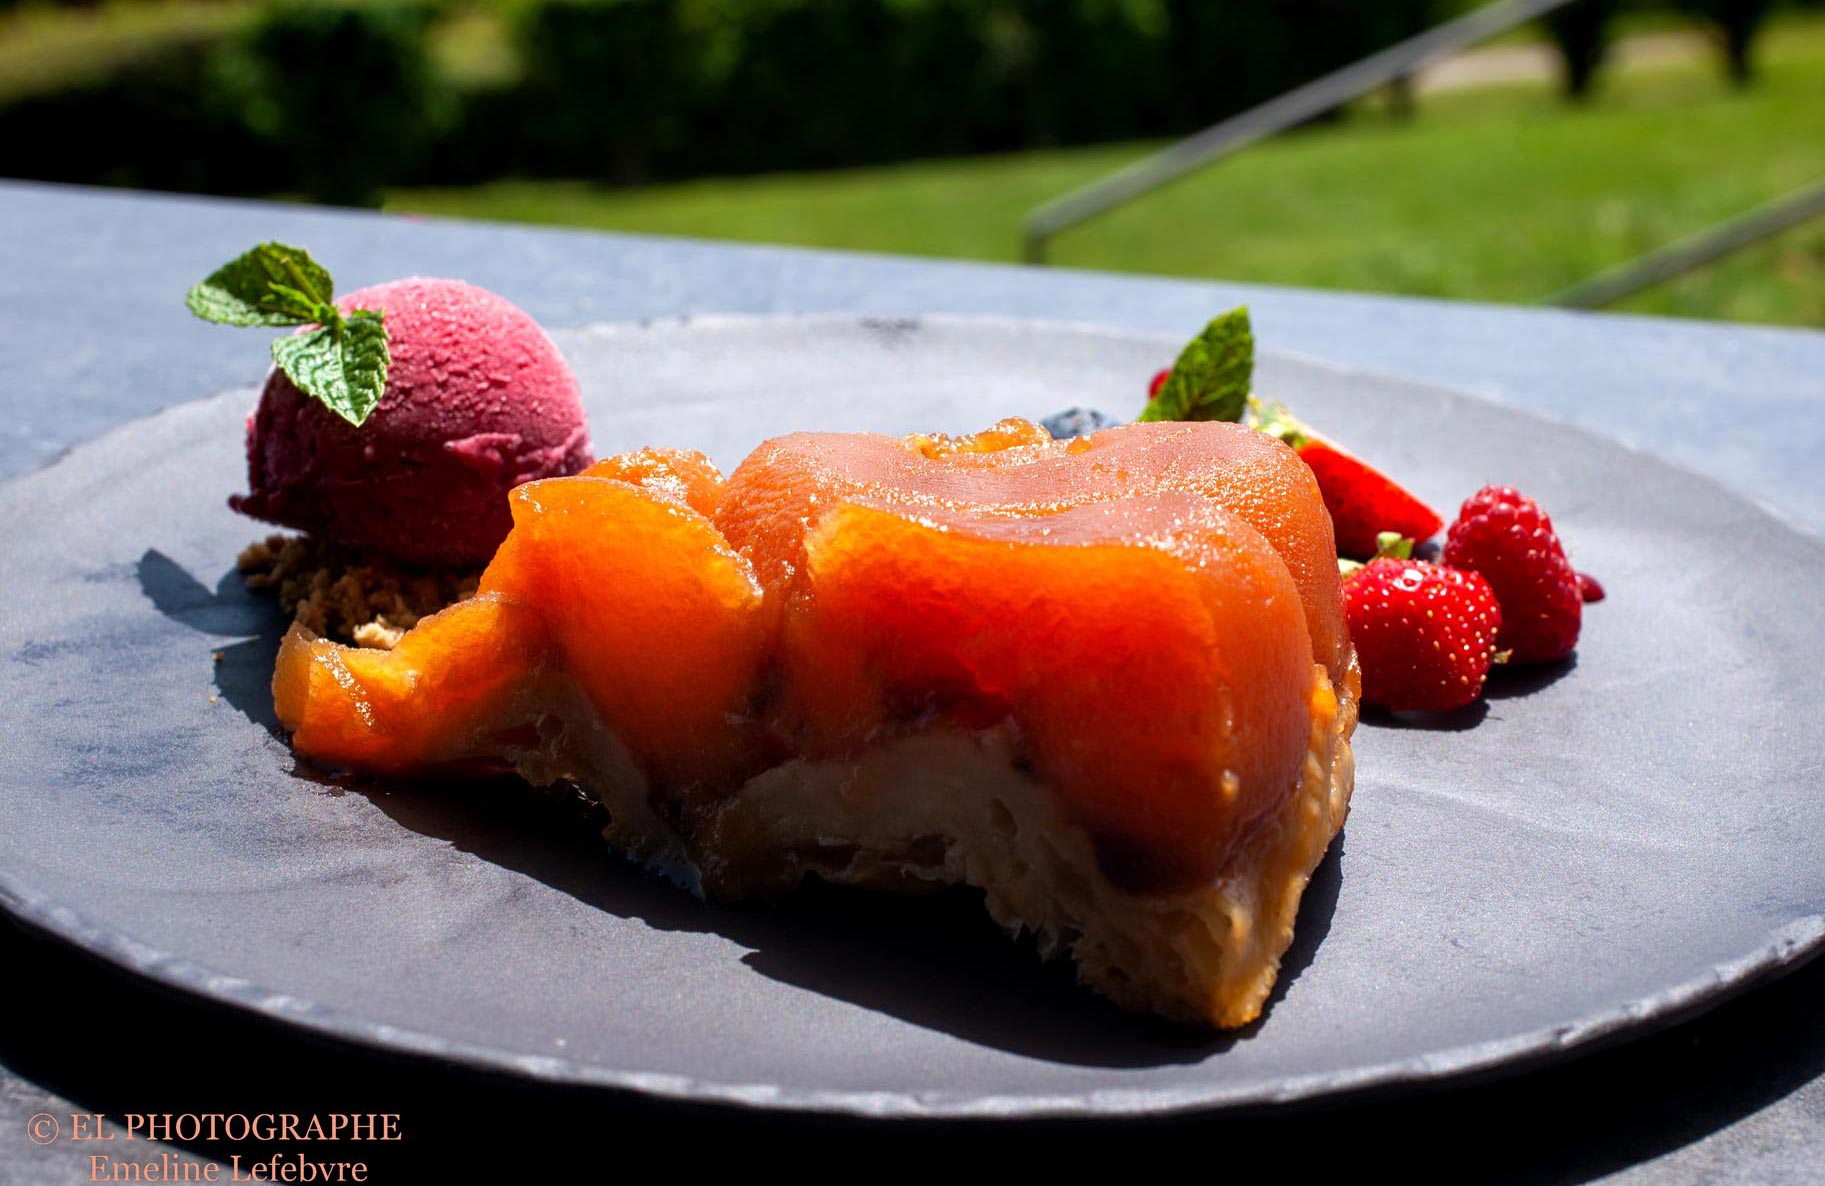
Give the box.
[1549,178,1825,308]
[1021,0,1582,264]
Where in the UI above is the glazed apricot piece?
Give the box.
[279,450,768,790]
[578,447,724,518]
[780,494,1316,891]
[715,418,1349,685]
[274,593,549,777]
[479,469,768,790]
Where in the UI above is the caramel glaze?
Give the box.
[277,418,1351,896]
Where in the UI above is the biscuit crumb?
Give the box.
[237,534,481,650]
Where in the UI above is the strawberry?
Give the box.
[1442,485,1582,665]
[1300,441,1445,558]
[1252,400,1443,558]
[1147,368,1171,399]
[1577,572,1605,603]
[1344,555,1502,712]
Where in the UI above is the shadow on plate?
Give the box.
[1358,653,1579,732]
[1483,653,1577,699]
[1360,699,1489,732]
[353,768,1347,1067]
[135,548,288,739]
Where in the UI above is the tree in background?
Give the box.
[1677,0,1776,83]
[1368,0,1435,118]
[1543,0,1783,96]
[1542,0,1621,98]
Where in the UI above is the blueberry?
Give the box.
[1040,407,1121,440]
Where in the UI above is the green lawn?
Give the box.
[390,14,1825,327]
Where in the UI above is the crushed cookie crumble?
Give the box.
[237,534,480,649]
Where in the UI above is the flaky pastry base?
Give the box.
[504,658,1357,1028]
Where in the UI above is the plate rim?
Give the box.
[4,866,1822,1119]
[5,311,1825,1120]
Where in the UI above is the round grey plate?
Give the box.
[2,314,1822,1119]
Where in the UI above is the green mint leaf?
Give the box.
[270,327,340,406]
[338,310,390,424]
[185,242,335,327]
[191,241,390,427]
[270,309,390,427]
[1138,307,1255,424]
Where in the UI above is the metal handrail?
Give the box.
[1020,0,1582,264]
[1549,178,1825,308]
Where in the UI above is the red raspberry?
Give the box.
[1443,485,1582,664]
[1344,558,1502,711]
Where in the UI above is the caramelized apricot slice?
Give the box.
[274,593,549,777]
[781,494,1316,891]
[717,419,1347,683]
[480,475,768,788]
[579,447,724,517]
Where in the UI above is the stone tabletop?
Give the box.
[2,179,1823,1182]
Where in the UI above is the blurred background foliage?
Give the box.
[1,0,1821,324]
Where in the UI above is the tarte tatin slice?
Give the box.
[274,417,1358,1027]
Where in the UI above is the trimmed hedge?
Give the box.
[0,39,278,197]
[0,1,447,203]
[12,0,1783,202]
[510,0,707,180]
[0,0,1458,199]
[500,0,1442,180]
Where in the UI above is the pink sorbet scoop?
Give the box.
[231,278,594,567]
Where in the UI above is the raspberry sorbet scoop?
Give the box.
[231,278,594,568]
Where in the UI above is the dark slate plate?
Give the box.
[2,314,1822,1119]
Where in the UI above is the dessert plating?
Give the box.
[272,416,1358,1027]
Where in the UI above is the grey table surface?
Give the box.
[2,178,1824,1181]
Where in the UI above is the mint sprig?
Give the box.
[1138,307,1254,424]
[186,243,390,427]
